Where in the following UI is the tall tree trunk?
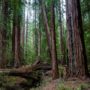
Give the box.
[21,5,25,61]
[40,0,59,79]
[34,0,38,57]
[66,0,75,77]
[0,0,8,68]
[37,30,41,58]
[37,1,41,59]
[12,0,21,67]
[40,0,51,58]
[0,0,3,68]
[71,0,88,77]
[50,0,59,80]
[66,0,88,78]
[26,11,29,57]
[38,7,41,58]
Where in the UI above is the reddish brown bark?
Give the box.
[0,0,8,68]
[0,0,3,68]
[40,0,59,79]
[12,0,21,67]
[66,0,75,77]
[71,0,88,77]
[66,0,88,78]
[41,0,51,58]
[50,0,59,80]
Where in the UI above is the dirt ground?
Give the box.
[42,78,90,90]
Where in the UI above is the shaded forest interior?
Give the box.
[0,0,90,90]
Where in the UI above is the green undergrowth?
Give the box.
[0,73,27,89]
[57,81,90,90]
[30,76,52,90]
[77,84,90,90]
[0,71,42,90]
[57,83,71,90]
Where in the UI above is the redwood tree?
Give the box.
[40,0,51,58]
[50,0,59,79]
[0,0,8,68]
[66,0,75,77]
[0,0,4,68]
[66,0,88,78]
[40,0,59,79]
[12,0,21,67]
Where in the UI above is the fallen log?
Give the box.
[0,60,52,89]
[0,60,51,78]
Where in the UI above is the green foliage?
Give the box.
[0,0,89,68]
[77,84,90,90]
[57,83,71,90]
[81,0,90,65]
[57,82,90,90]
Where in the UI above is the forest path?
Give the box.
[42,79,59,90]
[42,78,90,90]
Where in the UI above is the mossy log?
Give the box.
[0,60,51,78]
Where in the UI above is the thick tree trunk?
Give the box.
[66,0,88,78]
[13,20,21,67]
[12,0,21,67]
[0,1,2,68]
[71,0,88,77]
[66,0,75,77]
[40,0,59,79]
[50,0,59,80]
[0,0,8,68]
[0,30,3,68]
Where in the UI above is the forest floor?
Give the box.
[31,76,90,90]
[0,64,90,90]
[0,75,89,90]
[43,79,90,90]
[30,65,90,90]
